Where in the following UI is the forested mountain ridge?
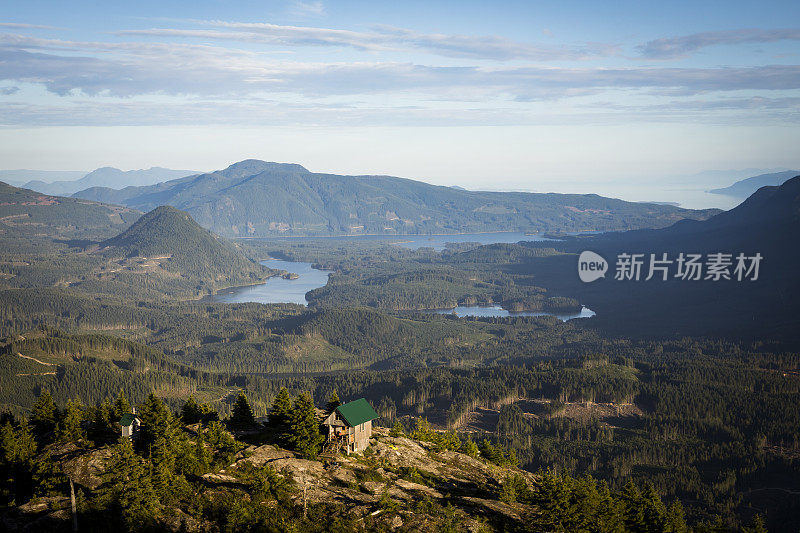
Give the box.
[0,181,140,240]
[517,175,800,339]
[73,159,721,238]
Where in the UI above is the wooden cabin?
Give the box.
[119,413,141,439]
[322,398,379,454]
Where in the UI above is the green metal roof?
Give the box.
[119,413,138,426]
[335,398,378,427]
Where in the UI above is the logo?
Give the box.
[578,251,608,283]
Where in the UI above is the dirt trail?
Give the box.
[16,352,55,366]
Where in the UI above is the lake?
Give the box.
[430,305,596,321]
[258,231,558,251]
[207,259,332,305]
[209,256,596,321]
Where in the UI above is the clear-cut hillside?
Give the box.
[0,181,140,240]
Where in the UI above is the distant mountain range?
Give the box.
[527,175,800,340]
[708,170,799,198]
[0,170,87,186]
[21,167,197,196]
[73,159,721,238]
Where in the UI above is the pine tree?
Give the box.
[56,399,87,444]
[229,392,256,431]
[460,437,479,458]
[113,392,132,420]
[269,387,292,429]
[742,515,768,533]
[181,395,202,425]
[288,393,323,459]
[30,391,58,435]
[93,398,116,442]
[325,391,341,415]
[137,393,179,501]
[0,418,38,502]
[621,481,647,532]
[100,436,159,529]
[664,501,688,533]
[641,482,667,531]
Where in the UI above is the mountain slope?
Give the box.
[0,181,140,240]
[524,175,800,340]
[99,205,269,290]
[708,170,799,198]
[24,166,197,196]
[75,160,720,238]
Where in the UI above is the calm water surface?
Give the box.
[208,259,331,305]
[211,234,596,320]
[259,231,558,252]
[431,305,596,321]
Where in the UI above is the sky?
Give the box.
[1,0,799,207]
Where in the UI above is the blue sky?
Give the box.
[1,0,799,206]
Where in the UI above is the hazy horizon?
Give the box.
[2,0,799,209]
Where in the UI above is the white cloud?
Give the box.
[2,33,799,101]
[638,28,800,59]
[0,22,58,30]
[118,20,616,61]
[288,1,325,18]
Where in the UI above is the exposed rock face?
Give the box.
[5,427,538,531]
[219,427,537,527]
[60,446,113,490]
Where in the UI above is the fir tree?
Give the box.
[30,391,58,436]
[460,437,479,458]
[100,436,159,530]
[56,399,87,444]
[269,387,292,429]
[31,451,65,497]
[113,392,132,420]
[288,393,323,459]
[0,418,38,502]
[137,393,179,501]
[641,482,667,531]
[181,395,202,425]
[229,391,256,431]
[621,481,647,532]
[325,391,341,415]
[93,398,116,443]
[743,515,768,533]
[664,501,689,533]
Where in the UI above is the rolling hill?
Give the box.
[98,205,271,292]
[0,181,140,240]
[74,160,721,238]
